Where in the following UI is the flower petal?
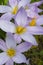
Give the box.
[27,26,43,35]
[37,8,43,13]
[0,52,9,65]
[6,33,16,49]
[36,15,43,25]
[18,0,31,8]
[5,59,13,65]
[20,32,38,45]
[28,5,43,13]
[15,7,27,27]
[0,5,11,13]
[0,20,16,33]
[26,59,29,65]
[31,1,42,6]
[26,9,39,18]
[9,0,17,8]
[1,13,14,21]
[29,5,37,12]
[14,34,22,44]
[16,42,32,52]
[0,39,7,51]
[12,53,27,63]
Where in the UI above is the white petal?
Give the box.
[14,34,22,44]
[16,42,32,52]
[31,1,42,6]
[26,59,29,65]
[5,59,13,65]
[20,32,38,45]
[18,0,31,8]
[26,9,39,18]
[15,7,27,27]
[6,33,16,49]
[9,0,17,8]
[1,13,14,21]
[0,39,7,51]
[27,26,43,35]
[12,53,27,63]
[36,15,43,25]
[0,5,11,13]
[0,20,16,33]
[0,52,9,65]
[37,8,43,13]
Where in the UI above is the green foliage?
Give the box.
[31,0,40,3]
[0,0,8,5]
[0,0,3,4]
[0,29,6,40]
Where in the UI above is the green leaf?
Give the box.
[0,0,8,5]
[3,0,8,5]
[40,50,43,56]
[0,29,6,40]
[31,0,40,3]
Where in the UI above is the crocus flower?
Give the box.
[27,15,43,27]
[0,0,30,21]
[0,7,43,45]
[16,0,43,18]
[25,1,43,18]
[0,0,42,20]
[0,33,32,65]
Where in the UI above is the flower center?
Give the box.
[29,19,36,26]
[16,26,26,34]
[12,5,18,14]
[6,48,16,58]
[25,5,29,10]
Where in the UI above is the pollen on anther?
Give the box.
[6,48,16,58]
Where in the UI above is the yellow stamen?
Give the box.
[6,48,16,58]
[29,19,36,26]
[25,5,29,10]
[12,5,18,14]
[16,26,26,34]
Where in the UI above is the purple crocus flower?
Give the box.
[0,7,43,45]
[25,1,43,18]
[0,0,30,21]
[0,33,32,65]
[27,15,43,27]
[0,0,42,20]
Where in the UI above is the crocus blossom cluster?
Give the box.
[0,33,32,65]
[0,0,43,65]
